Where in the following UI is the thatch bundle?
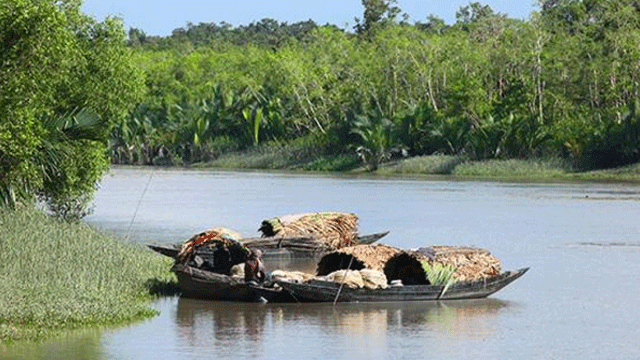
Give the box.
[417,246,502,282]
[316,244,402,276]
[316,244,502,286]
[258,212,359,250]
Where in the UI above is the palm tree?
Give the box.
[350,112,397,171]
[34,107,109,220]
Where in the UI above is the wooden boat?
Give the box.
[272,268,529,303]
[172,263,294,302]
[147,231,389,259]
[241,231,389,258]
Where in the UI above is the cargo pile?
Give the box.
[420,246,502,282]
[312,243,502,288]
[259,212,359,250]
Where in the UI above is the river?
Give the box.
[3,167,640,359]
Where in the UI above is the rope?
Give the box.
[333,255,355,305]
[125,170,153,241]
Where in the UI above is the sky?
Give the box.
[81,1,538,37]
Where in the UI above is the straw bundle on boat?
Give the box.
[316,244,429,286]
[315,244,402,275]
[258,212,359,250]
[416,246,502,282]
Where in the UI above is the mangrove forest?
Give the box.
[3,0,640,217]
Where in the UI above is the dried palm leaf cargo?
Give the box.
[315,244,403,275]
[416,246,502,282]
[315,244,502,286]
[258,212,359,250]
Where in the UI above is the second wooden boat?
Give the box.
[272,268,529,303]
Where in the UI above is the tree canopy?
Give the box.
[103,0,640,172]
[4,0,640,214]
[0,0,143,217]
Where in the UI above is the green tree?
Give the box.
[355,0,402,37]
[0,0,143,215]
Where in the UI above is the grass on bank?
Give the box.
[199,146,640,182]
[0,209,176,345]
[198,143,360,171]
[381,156,640,181]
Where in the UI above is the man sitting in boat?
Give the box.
[244,249,266,284]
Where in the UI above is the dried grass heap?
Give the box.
[316,244,402,275]
[419,246,502,282]
[259,212,359,250]
[316,244,502,286]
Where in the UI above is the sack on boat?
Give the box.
[230,263,245,279]
[258,212,359,250]
[316,244,403,275]
[270,270,315,283]
[326,270,364,289]
[359,269,388,290]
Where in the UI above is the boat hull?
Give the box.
[172,263,295,302]
[172,263,261,301]
[276,268,529,303]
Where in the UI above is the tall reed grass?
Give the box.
[0,209,175,344]
[452,158,568,179]
[378,155,467,175]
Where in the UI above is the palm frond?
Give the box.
[43,107,105,142]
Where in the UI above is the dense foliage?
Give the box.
[118,0,640,171]
[0,0,142,216]
[4,0,640,217]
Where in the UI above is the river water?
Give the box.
[3,167,640,360]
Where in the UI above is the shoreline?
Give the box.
[154,153,640,184]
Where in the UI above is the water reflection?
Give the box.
[175,297,511,351]
[55,168,640,359]
[175,299,271,356]
[0,330,103,360]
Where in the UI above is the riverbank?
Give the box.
[196,148,640,183]
[0,210,177,345]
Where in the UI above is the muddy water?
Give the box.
[3,167,640,360]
